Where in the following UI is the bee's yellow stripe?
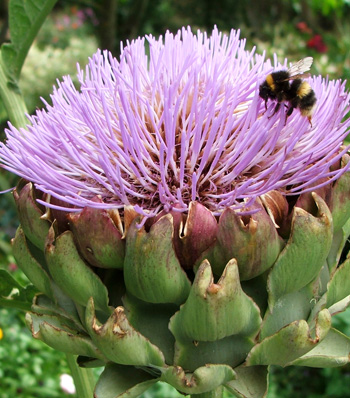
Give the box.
[266,74,275,91]
[297,81,312,98]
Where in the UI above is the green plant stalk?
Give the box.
[191,386,224,398]
[66,354,96,398]
[6,0,58,80]
[0,61,28,128]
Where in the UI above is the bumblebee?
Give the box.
[259,57,316,125]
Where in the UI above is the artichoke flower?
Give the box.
[2,26,350,398]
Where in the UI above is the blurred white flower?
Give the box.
[60,373,76,395]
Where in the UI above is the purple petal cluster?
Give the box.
[1,27,350,217]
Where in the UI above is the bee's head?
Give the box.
[259,80,275,101]
[259,81,272,101]
[259,75,276,103]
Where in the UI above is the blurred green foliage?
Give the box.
[0,265,70,397]
[0,313,68,397]
[1,0,350,397]
[19,36,98,114]
[308,0,350,16]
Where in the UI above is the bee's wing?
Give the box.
[285,72,311,82]
[287,57,313,77]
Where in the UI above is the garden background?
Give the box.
[1,0,350,396]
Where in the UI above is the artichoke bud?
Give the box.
[3,25,350,398]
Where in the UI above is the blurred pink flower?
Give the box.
[296,21,312,34]
[307,34,328,53]
[8,262,18,272]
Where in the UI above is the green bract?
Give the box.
[12,160,350,397]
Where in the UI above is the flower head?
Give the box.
[1,27,349,219]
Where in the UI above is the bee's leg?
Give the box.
[284,106,294,125]
[268,102,281,119]
[307,116,313,127]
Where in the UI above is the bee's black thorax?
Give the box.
[259,70,290,103]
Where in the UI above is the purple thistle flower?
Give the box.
[1,26,350,219]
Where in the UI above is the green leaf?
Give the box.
[169,259,261,342]
[13,182,51,251]
[160,364,236,395]
[0,58,28,127]
[267,193,333,306]
[31,294,85,333]
[26,312,107,360]
[68,206,125,269]
[326,225,350,275]
[77,356,106,368]
[173,334,254,372]
[123,294,177,365]
[260,284,314,340]
[45,228,111,314]
[0,269,34,310]
[85,298,166,368]
[225,365,268,398]
[195,200,284,280]
[329,156,350,233]
[124,215,191,305]
[94,363,158,398]
[328,296,350,318]
[246,309,331,367]
[0,268,22,296]
[290,328,350,367]
[1,0,58,80]
[326,257,350,308]
[12,227,54,299]
[0,296,32,311]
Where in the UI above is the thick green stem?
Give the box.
[65,354,96,398]
[191,386,224,398]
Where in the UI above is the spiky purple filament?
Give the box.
[1,27,350,217]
